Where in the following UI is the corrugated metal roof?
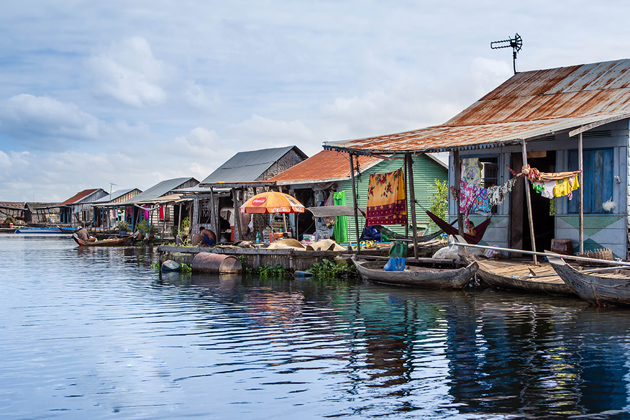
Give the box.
[201,146,307,184]
[325,58,630,154]
[269,150,382,185]
[0,202,26,210]
[60,189,101,206]
[124,178,197,204]
[91,189,138,203]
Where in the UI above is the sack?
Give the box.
[389,241,407,258]
[384,257,405,271]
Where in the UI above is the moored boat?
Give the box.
[351,255,477,290]
[464,253,577,296]
[547,255,630,307]
[15,227,62,234]
[72,233,135,247]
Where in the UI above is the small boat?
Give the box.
[15,227,62,234]
[466,254,576,296]
[72,233,135,247]
[351,255,477,290]
[547,255,630,307]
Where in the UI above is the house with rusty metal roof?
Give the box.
[59,188,108,226]
[268,149,447,244]
[326,58,630,258]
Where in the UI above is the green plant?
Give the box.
[180,263,192,274]
[4,215,16,224]
[137,219,149,234]
[308,259,354,279]
[429,178,448,221]
[117,220,130,231]
[181,217,190,235]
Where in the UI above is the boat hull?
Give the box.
[352,255,477,290]
[548,256,630,307]
[466,254,576,296]
[72,234,134,247]
[15,228,62,234]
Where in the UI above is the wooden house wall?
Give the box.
[343,154,448,244]
[258,149,306,180]
[451,120,629,258]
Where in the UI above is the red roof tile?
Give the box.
[60,189,99,206]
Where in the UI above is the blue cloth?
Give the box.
[203,235,215,246]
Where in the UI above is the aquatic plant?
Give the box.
[308,259,355,279]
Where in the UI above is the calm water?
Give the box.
[2,236,630,420]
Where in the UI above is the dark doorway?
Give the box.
[510,151,556,252]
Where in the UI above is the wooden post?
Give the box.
[406,154,419,259]
[578,133,584,252]
[349,153,361,253]
[232,189,241,241]
[453,150,464,235]
[209,187,217,235]
[403,160,409,239]
[522,140,538,264]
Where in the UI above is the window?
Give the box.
[568,148,614,214]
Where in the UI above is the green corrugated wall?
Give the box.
[341,154,448,244]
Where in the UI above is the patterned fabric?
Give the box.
[487,177,519,206]
[473,187,492,215]
[461,158,481,188]
[459,181,479,224]
[366,169,407,225]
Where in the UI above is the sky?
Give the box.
[3,1,630,202]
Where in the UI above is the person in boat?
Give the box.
[199,226,216,247]
[76,226,97,242]
[465,221,477,237]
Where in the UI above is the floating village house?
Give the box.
[185,146,307,241]
[326,58,630,259]
[58,188,108,226]
[121,177,198,237]
[89,188,143,228]
[267,149,447,244]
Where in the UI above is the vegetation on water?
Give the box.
[307,258,355,279]
[238,256,291,278]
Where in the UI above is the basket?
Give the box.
[575,248,613,266]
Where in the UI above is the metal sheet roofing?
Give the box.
[201,146,307,184]
[92,188,138,203]
[124,178,197,204]
[60,189,102,206]
[325,58,630,154]
[268,150,382,184]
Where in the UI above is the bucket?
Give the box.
[550,238,573,255]
[192,253,242,274]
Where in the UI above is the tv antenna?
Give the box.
[491,33,522,74]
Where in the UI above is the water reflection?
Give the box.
[2,236,630,419]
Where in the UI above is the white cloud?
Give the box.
[89,36,166,108]
[226,115,316,151]
[0,94,102,148]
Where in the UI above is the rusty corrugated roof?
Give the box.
[325,59,630,154]
[60,189,99,206]
[268,150,382,185]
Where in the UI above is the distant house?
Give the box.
[89,188,143,228]
[269,149,447,243]
[121,177,198,236]
[59,189,108,226]
[25,203,61,225]
[326,58,630,259]
[189,146,308,241]
[0,202,26,224]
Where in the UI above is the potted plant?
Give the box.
[117,220,130,235]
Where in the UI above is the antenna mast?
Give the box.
[491,33,522,74]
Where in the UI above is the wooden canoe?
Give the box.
[465,254,577,296]
[73,233,135,247]
[351,255,477,290]
[547,255,630,307]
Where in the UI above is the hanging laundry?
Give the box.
[542,181,555,199]
[473,187,492,215]
[459,180,479,224]
[532,182,544,194]
[159,205,164,220]
[461,158,481,188]
[366,168,407,225]
[487,177,519,206]
[553,174,579,199]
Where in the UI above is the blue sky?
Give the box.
[2,0,630,201]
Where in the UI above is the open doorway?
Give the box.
[510,151,556,252]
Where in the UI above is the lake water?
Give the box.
[2,235,630,419]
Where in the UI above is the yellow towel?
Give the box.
[366,168,407,225]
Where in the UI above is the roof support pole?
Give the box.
[403,159,409,239]
[349,153,361,254]
[578,132,584,253]
[209,187,217,235]
[406,153,419,259]
[453,150,464,235]
[522,140,538,265]
[232,188,241,242]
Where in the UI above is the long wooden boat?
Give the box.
[72,233,135,247]
[15,227,62,234]
[465,253,576,296]
[547,255,630,307]
[351,255,477,290]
